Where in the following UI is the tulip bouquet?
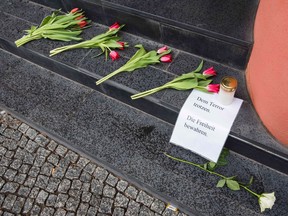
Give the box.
[131,60,219,100]
[50,22,128,59]
[165,151,276,213]
[15,8,90,47]
[96,44,172,85]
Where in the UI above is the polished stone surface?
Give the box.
[1,49,288,216]
[104,0,259,42]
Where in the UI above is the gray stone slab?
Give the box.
[1,18,288,216]
[104,0,258,42]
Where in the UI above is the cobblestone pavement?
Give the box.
[0,111,187,216]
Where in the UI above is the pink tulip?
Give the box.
[109,51,120,61]
[70,8,79,13]
[206,84,220,93]
[157,46,168,54]
[78,20,87,28]
[117,41,125,50]
[203,67,216,77]
[109,22,120,30]
[160,54,172,63]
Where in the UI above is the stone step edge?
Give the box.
[0,104,199,216]
[1,37,287,175]
[29,0,252,70]
[101,1,253,47]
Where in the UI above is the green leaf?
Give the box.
[197,79,212,87]
[167,72,196,84]
[226,179,240,191]
[216,179,226,188]
[207,162,216,171]
[167,78,198,90]
[194,60,204,73]
[216,148,229,166]
[125,44,147,64]
[245,176,254,187]
[203,163,208,170]
[39,15,53,27]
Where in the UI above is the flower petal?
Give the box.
[157,46,168,54]
[160,54,172,63]
[109,51,120,61]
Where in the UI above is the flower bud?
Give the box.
[109,51,120,61]
[75,15,84,20]
[109,22,120,30]
[70,8,79,13]
[160,54,172,63]
[157,46,168,54]
[117,41,125,50]
[206,84,220,93]
[203,67,216,77]
[78,20,87,28]
[259,192,276,212]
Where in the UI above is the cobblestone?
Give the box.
[125,185,139,199]
[0,113,186,216]
[137,191,154,207]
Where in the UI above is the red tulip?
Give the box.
[75,15,84,20]
[206,84,220,93]
[157,46,168,54]
[109,22,120,30]
[203,67,216,77]
[109,51,120,61]
[78,20,87,28]
[70,8,79,13]
[117,41,125,50]
[160,54,172,63]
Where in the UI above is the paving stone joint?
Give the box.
[0,111,186,216]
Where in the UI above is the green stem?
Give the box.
[15,34,41,47]
[50,42,87,56]
[240,185,260,198]
[131,86,166,99]
[96,68,123,85]
[164,153,226,179]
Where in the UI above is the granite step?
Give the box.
[28,0,259,70]
[1,0,287,174]
[1,48,288,216]
[1,0,288,215]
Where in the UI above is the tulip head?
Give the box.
[157,46,168,54]
[259,192,276,213]
[117,41,125,50]
[109,22,120,31]
[75,15,84,20]
[70,8,79,13]
[206,84,220,93]
[203,67,216,77]
[160,54,172,63]
[109,51,120,61]
[78,20,88,28]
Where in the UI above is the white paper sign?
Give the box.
[170,90,243,162]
